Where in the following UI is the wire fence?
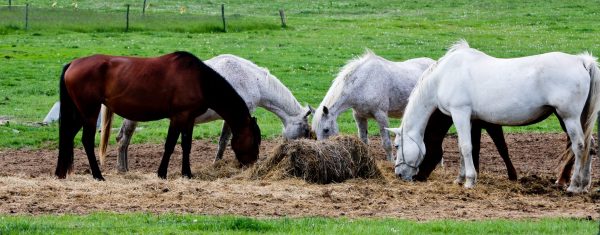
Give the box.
[0,3,288,33]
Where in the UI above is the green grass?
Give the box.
[1,0,600,149]
[0,213,596,234]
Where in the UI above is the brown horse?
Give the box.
[414,109,517,181]
[55,51,261,180]
[415,109,575,184]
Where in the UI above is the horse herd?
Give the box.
[55,40,596,194]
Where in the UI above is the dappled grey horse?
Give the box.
[312,50,434,161]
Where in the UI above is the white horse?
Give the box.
[311,50,434,161]
[99,54,313,172]
[387,40,599,193]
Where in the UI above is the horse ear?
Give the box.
[304,105,314,118]
[323,106,329,115]
[385,127,401,135]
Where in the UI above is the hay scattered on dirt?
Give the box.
[517,175,560,195]
[193,158,243,181]
[249,135,382,184]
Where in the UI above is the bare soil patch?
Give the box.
[0,133,598,220]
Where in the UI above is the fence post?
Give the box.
[221,4,227,32]
[125,4,130,32]
[142,0,147,16]
[24,3,29,30]
[8,0,11,10]
[279,9,287,28]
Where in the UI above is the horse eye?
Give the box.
[394,144,399,149]
[323,128,329,133]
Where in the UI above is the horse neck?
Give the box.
[312,95,351,129]
[202,72,253,134]
[401,84,438,140]
[257,74,305,125]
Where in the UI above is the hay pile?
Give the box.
[249,135,382,184]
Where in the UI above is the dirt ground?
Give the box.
[0,133,598,220]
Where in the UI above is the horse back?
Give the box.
[65,53,206,121]
[435,50,591,125]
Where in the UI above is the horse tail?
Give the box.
[99,105,113,166]
[56,63,78,178]
[581,54,600,162]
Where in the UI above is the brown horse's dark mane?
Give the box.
[166,51,253,127]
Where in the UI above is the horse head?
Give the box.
[283,105,314,140]
[312,106,339,140]
[387,127,425,181]
[231,116,261,166]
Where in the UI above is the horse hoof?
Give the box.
[566,185,586,194]
[157,173,167,179]
[182,173,193,179]
[566,186,578,193]
[55,173,67,179]
[453,177,465,185]
[464,179,476,189]
[94,176,105,181]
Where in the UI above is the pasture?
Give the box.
[0,0,599,233]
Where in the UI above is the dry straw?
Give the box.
[249,135,382,184]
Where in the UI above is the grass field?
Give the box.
[2,0,599,149]
[1,1,600,233]
[0,213,596,234]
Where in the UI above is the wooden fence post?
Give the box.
[125,4,130,32]
[24,3,29,30]
[279,9,287,28]
[221,4,227,32]
[142,0,147,16]
[8,0,11,10]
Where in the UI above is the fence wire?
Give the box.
[0,4,282,33]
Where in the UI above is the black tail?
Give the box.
[55,63,81,179]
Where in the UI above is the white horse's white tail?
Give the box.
[99,104,113,166]
[580,53,600,172]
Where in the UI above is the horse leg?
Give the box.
[470,122,482,173]
[214,122,232,162]
[485,124,517,181]
[117,119,137,173]
[560,117,586,193]
[373,111,393,161]
[82,116,104,181]
[353,110,369,144]
[157,123,181,179]
[555,116,573,186]
[181,125,194,178]
[450,109,477,188]
[56,114,83,178]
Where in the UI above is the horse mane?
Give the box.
[171,51,204,68]
[260,67,306,115]
[447,39,470,53]
[400,40,470,129]
[215,54,305,116]
[313,49,379,126]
